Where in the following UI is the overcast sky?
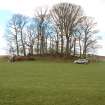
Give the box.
[0,0,105,55]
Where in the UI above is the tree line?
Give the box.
[6,2,99,58]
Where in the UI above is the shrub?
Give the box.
[15,56,35,61]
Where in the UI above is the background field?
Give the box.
[0,61,105,105]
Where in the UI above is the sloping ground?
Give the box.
[96,55,105,61]
[0,61,105,105]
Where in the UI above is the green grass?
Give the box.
[0,61,105,105]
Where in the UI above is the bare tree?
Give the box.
[34,8,54,55]
[16,14,28,56]
[34,8,48,55]
[54,26,60,54]
[25,20,37,55]
[51,3,83,56]
[75,16,98,58]
[7,14,28,56]
[5,3,99,59]
[50,4,64,55]
[6,14,20,55]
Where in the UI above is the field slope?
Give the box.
[0,61,105,105]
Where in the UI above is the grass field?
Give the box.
[0,61,105,105]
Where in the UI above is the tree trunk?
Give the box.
[30,45,33,55]
[15,29,19,56]
[61,36,64,55]
[15,36,19,56]
[56,33,59,54]
[66,36,69,56]
[20,30,26,56]
[73,38,76,56]
[69,37,72,56]
[56,41,59,54]
[45,37,47,54]
[83,34,87,58]
[78,37,82,58]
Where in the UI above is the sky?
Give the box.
[0,0,105,55]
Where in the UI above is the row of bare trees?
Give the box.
[6,2,98,58]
